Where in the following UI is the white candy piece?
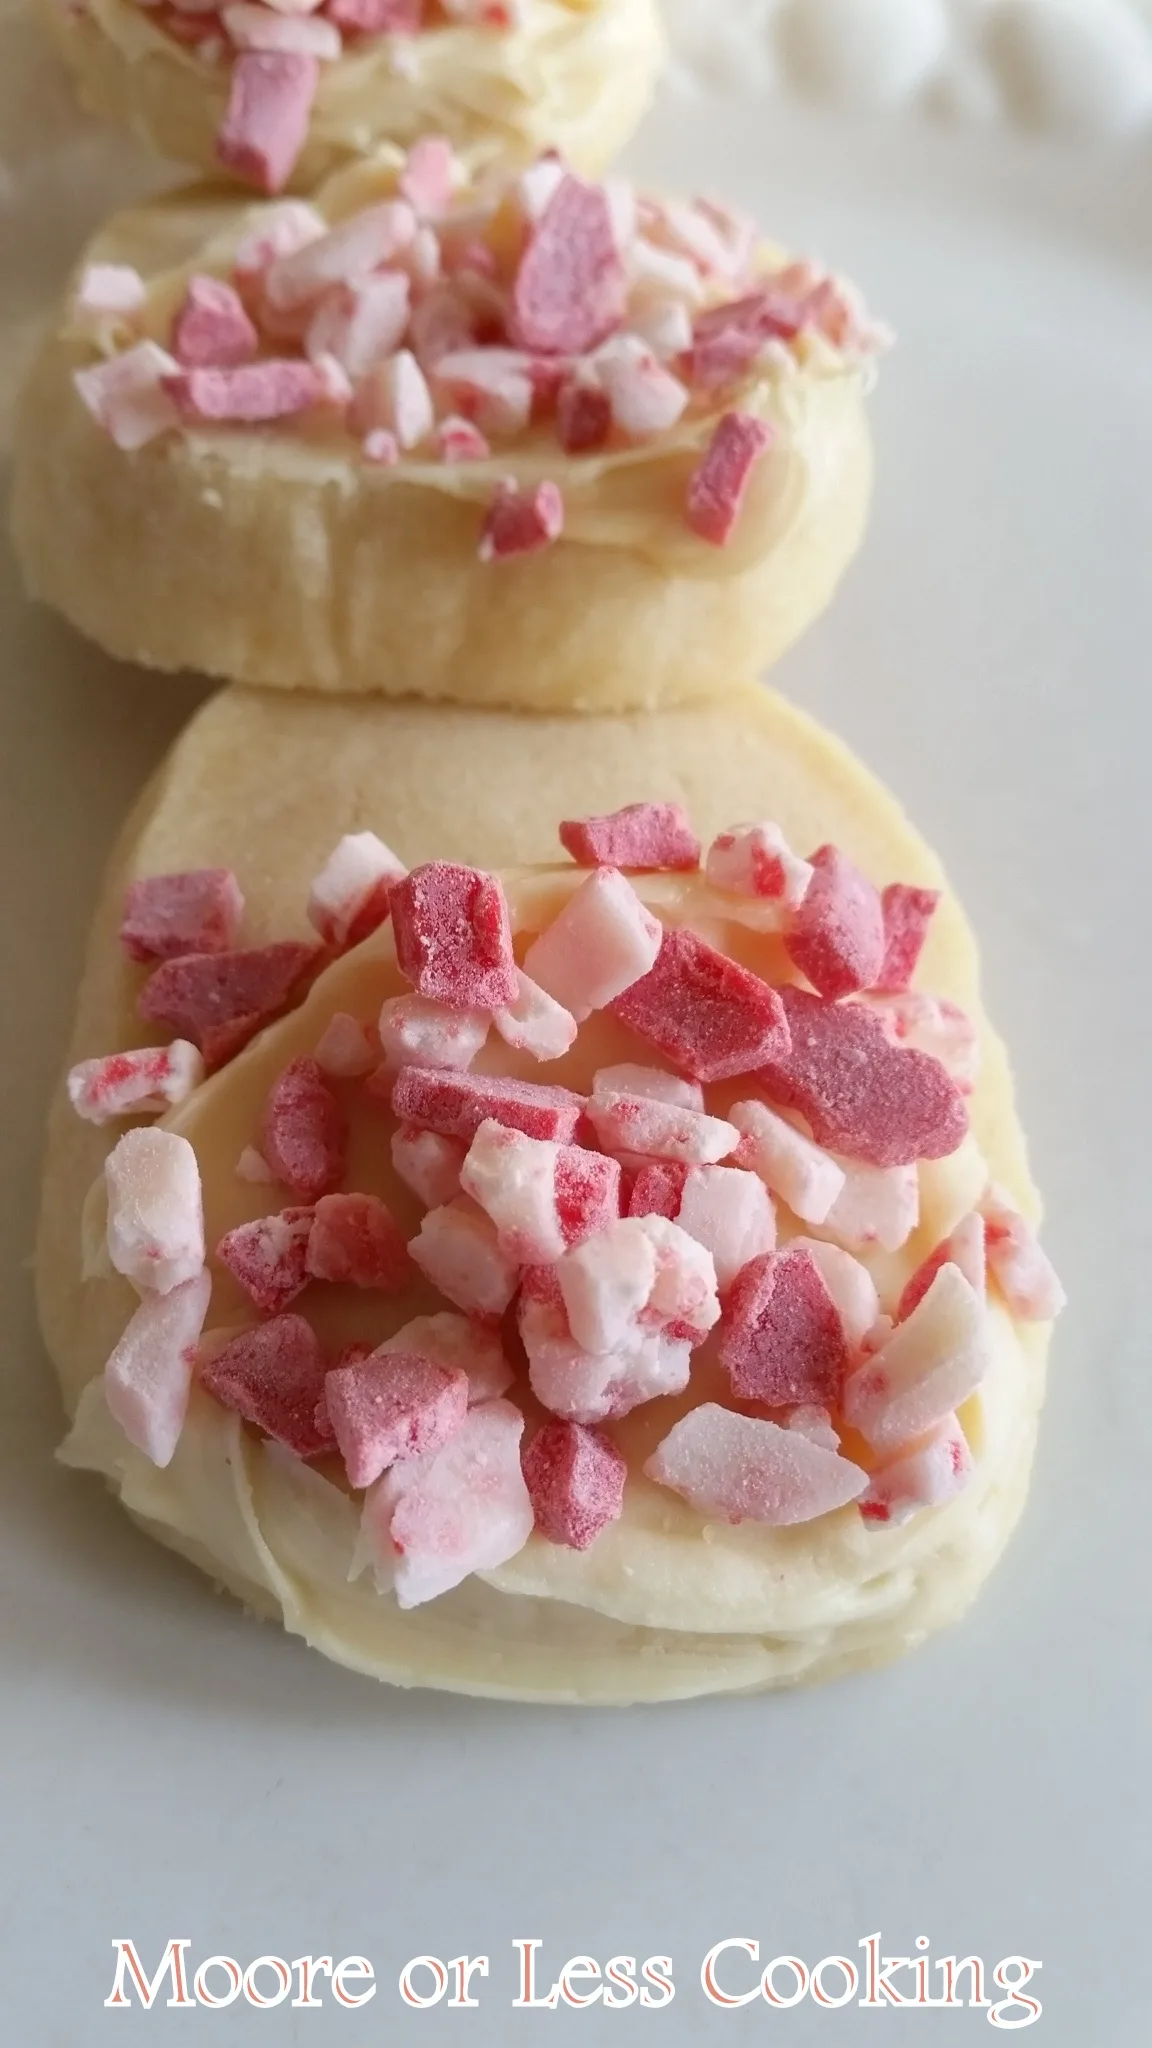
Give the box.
[901,1209,986,1317]
[104,1269,212,1468]
[380,1311,513,1406]
[860,990,979,1088]
[822,1158,920,1253]
[265,200,416,310]
[586,1092,739,1166]
[363,1399,533,1608]
[67,1041,204,1125]
[646,1404,867,1525]
[520,1291,692,1424]
[233,201,326,281]
[105,1128,205,1295]
[460,1121,566,1264]
[408,1198,519,1316]
[729,1097,845,1225]
[632,1213,721,1338]
[522,869,662,1022]
[632,298,693,362]
[675,1164,776,1290]
[74,341,180,452]
[492,971,577,1062]
[235,1145,275,1184]
[390,1125,466,1209]
[304,272,411,380]
[378,994,489,1072]
[626,236,706,305]
[306,830,406,947]
[592,1063,704,1112]
[313,1011,377,1079]
[843,1265,990,1452]
[366,348,435,450]
[980,1185,1066,1321]
[221,3,341,55]
[596,346,689,438]
[705,823,814,907]
[556,1218,657,1354]
[74,263,146,320]
[514,154,566,221]
[788,1236,880,1351]
[786,1405,841,1453]
[859,1413,972,1529]
[432,348,534,436]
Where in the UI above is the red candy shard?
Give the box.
[478,479,564,562]
[325,1350,469,1491]
[172,275,259,369]
[391,1065,586,1145]
[521,1418,627,1551]
[757,986,968,1168]
[121,868,244,964]
[876,884,941,993]
[558,803,701,873]
[216,53,319,195]
[628,1160,689,1220]
[556,379,612,454]
[691,288,806,388]
[685,411,774,546]
[261,1056,346,1202]
[390,861,518,1010]
[784,844,885,1001]
[720,1246,849,1407]
[137,941,322,1068]
[304,1191,410,1290]
[609,925,790,1083]
[215,1206,315,1313]
[510,174,627,356]
[198,1313,331,1458]
[164,360,327,423]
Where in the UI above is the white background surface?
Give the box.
[2,68,1150,2048]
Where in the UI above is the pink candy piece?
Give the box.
[380,1311,513,1406]
[261,1056,346,1201]
[597,345,689,438]
[898,1213,987,1324]
[784,844,885,1001]
[636,1213,721,1340]
[628,1160,688,1220]
[523,869,662,1024]
[861,991,980,1091]
[104,1128,205,1295]
[217,53,320,194]
[593,1063,703,1112]
[304,273,411,380]
[432,349,534,436]
[788,1236,880,1352]
[363,428,400,465]
[327,0,420,31]
[74,341,180,451]
[519,1283,692,1425]
[843,1264,989,1452]
[478,480,565,563]
[492,971,577,1063]
[980,1187,1066,1321]
[305,1191,409,1289]
[164,359,327,422]
[306,830,405,949]
[391,861,518,1010]
[368,1399,533,1609]
[459,1120,620,1264]
[313,1012,377,1078]
[390,1124,467,1209]
[522,1418,626,1550]
[121,867,244,964]
[172,275,259,367]
[378,995,489,1072]
[729,1097,845,1226]
[704,822,814,907]
[556,379,611,454]
[198,1313,332,1458]
[720,1246,849,1408]
[586,1091,739,1167]
[675,1164,776,1291]
[137,941,322,1068]
[408,1197,520,1316]
[610,925,790,1083]
[216,1205,315,1312]
[391,1064,585,1146]
[757,985,968,1167]
[690,288,805,388]
[104,1269,212,1467]
[876,884,940,993]
[685,411,774,546]
[646,1403,866,1525]
[558,803,701,873]
[400,134,456,217]
[859,1414,973,1528]
[68,1040,204,1124]
[434,415,492,463]
[822,1158,920,1253]
[511,174,626,356]
[326,1349,469,1489]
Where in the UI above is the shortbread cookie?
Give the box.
[40,0,664,194]
[12,147,880,709]
[42,687,1062,1704]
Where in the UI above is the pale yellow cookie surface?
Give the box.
[42,687,1050,1703]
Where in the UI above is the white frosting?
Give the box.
[664,0,1152,136]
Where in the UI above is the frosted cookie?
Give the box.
[11,146,882,709]
[39,0,664,194]
[42,688,1063,1705]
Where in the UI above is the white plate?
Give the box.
[2,64,1148,2044]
